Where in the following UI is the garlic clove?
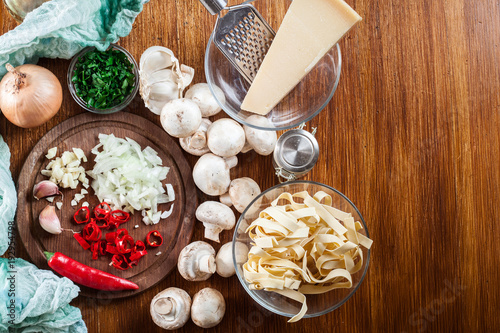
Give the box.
[39,205,62,234]
[147,69,177,86]
[140,46,178,75]
[33,180,61,200]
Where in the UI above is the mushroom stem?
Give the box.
[224,156,238,169]
[219,193,232,207]
[199,254,216,274]
[154,298,174,315]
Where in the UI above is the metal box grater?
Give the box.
[200,1,275,84]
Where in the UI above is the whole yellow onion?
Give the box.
[0,64,62,128]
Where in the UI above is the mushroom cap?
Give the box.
[185,83,225,117]
[192,153,234,196]
[179,118,212,156]
[178,241,216,281]
[227,177,261,213]
[215,241,249,277]
[207,118,246,157]
[196,201,236,242]
[160,98,202,138]
[191,288,226,328]
[243,115,278,156]
[150,287,191,330]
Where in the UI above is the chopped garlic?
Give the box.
[56,202,63,210]
[71,200,77,206]
[74,193,85,202]
[82,202,89,207]
[46,197,54,203]
[72,148,87,162]
[80,189,88,195]
[42,149,88,189]
[156,252,162,256]
[134,225,139,229]
[45,147,57,160]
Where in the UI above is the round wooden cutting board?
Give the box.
[16,112,197,299]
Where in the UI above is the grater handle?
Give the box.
[199,0,227,15]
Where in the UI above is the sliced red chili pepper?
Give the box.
[109,210,130,228]
[94,202,111,221]
[82,221,102,242]
[90,240,107,260]
[73,233,90,250]
[115,235,134,254]
[90,242,100,260]
[73,206,90,224]
[105,229,128,244]
[111,254,130,271]
[146,230,163,247]
[92,217,110,230]
[129,240,148,263]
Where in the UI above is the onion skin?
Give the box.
[0,64,62,128]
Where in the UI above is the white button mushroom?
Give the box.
[192,153,237,196]
[160,98,202,138]
[179,118,212,156]
[206,118,246,157]
[219,177,261,213]
[191,288,226,328]
[185,83,226,117]
[150,287,191,330]
[215,241,249,278]
[196,201,236,243]
[243,115,278,156]
[177,241,216,281]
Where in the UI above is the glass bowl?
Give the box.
[204,1,342,131]
[67,44,139,114]
[232,180,370,320]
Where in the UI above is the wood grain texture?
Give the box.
[1,0,500,332]
[16,112,197,298]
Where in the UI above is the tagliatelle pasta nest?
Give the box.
[242,191,373,322]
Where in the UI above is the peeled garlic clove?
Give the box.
[33,180,61,200]
[39,205,62,234]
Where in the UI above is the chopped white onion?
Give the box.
[90,134,173,224]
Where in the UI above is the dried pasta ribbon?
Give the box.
[242,191,373,322]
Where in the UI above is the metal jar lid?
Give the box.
[273,128,319,177]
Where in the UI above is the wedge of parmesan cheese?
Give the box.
[241,0,362,115]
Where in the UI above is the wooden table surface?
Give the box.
[1,0,500,332]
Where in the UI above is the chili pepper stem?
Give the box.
[44,251,54,261]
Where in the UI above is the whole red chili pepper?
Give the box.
[146,230,163,247]
[44,252,138,291]
[73,206,90,224]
